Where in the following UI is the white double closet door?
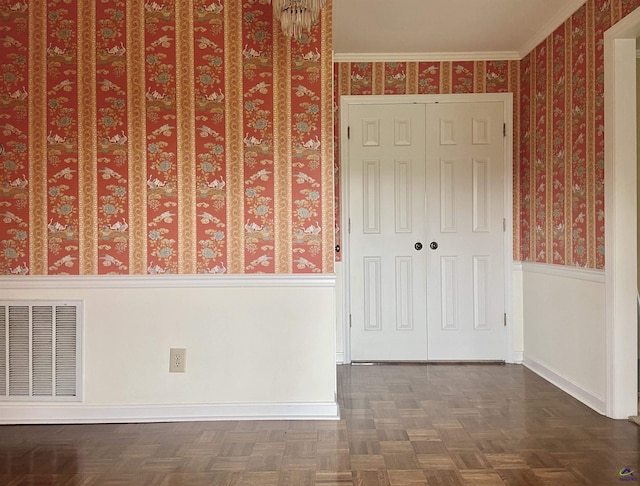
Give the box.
[347,99,507,361]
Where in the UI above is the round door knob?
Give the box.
[430,241,438,250]
[414,242,423,251]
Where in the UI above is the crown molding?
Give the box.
[517,0,587,58]
[333,51,520,63]
[333,0,587,63]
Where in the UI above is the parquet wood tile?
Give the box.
[2,364,640,485]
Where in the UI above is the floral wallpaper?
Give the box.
[519,0,640,269]
[3,0,639,275]
[0,0,333,275]
[333,0,640,270]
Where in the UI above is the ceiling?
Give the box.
[332,0,587,61]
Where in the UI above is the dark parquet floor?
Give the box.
[1,364,639,485]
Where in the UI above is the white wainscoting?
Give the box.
[521,262,607,415]
[0,275,338,424]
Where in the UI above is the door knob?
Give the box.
[414,242,423,251]
[430,241,438,250]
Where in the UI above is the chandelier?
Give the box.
[270,0,326,39]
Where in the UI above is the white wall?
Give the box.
[522,262,606,414]
[0,275,338,423]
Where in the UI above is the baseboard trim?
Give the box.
[336,352,345,364]
[0,401,340,425]
[523,355,606,415]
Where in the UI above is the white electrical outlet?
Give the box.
[169,348,186,373]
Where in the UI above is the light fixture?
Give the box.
[270,0,326,39]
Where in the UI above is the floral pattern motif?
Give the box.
[451,61,474,93]
[0,0,333,276]
[571,5,588,266]
[486,61,510,93]
[242,0,275,273]
[384,62,406,95]
[551,25,566,265]
[291,26,323,272]
[97,0,129,273]
[349,63,373,95]
[533,41,548,263]
[417,62,440,94]
[145,0,179,274]
[46,0,79,274]
[518,0,640,269]
[593,0,609,270]
[3,0,636,275]
[520,55,532,261]
[194,0,226,274]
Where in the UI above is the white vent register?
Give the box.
[0,301,82,401]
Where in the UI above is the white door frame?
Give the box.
[339,93,514,364]
[604,9,639,419]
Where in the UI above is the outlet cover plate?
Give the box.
[169,348,186,373]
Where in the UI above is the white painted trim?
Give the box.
[503,94,515,364]
[523,356,606,415]
[516,0,587,58]
[513,261,523,272]
[333,51,520,63]
[604,8,640,419]
[336,352,345,364]
[521,261,605,283]
[0,274,336,289]
[340,97,352,364]
[511,351,523,364]
[340,93,514,363]
[0,401,340,425]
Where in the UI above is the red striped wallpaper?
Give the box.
[0,0,333,275]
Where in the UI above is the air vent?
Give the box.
[0,301,82,401]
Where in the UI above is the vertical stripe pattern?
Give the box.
[29,1,48,274]
[78,0,97,274]
[176,0,196,273]
[127,0,146,274]
[226,0,244,273]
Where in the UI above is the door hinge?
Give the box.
[348,218,351,234]
[349,314,352,328]
[503,123,506,137]
[347,126,351,140]
[504,313,507,326]
[503,218,506,232]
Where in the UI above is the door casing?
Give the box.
[339,93,515,363]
